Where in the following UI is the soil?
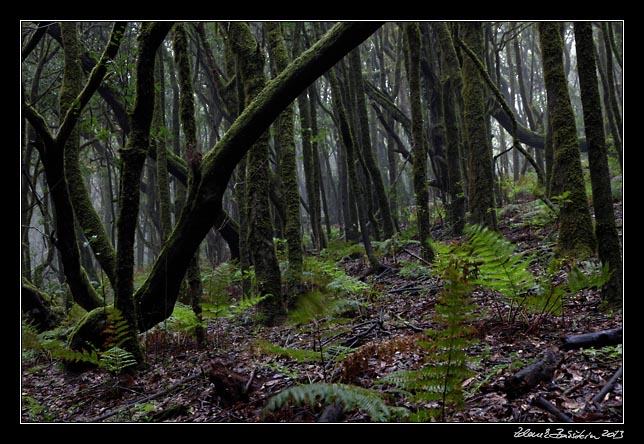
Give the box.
[20,200,623,426]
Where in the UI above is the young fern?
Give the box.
[376,258,479,422]
[264,383,409,422]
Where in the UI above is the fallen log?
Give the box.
[532,396,574,423]
[591,366,623,404]
[560,327,622,350]
[504,347,563,399]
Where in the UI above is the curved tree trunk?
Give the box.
[114,22,174,362]
[23,22,128,312]
[67,22,382,350]
[61,22,118,288]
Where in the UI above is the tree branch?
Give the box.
[57,22,127,148]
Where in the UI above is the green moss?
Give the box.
[228,22,284,325]
[538,22,595,259]
[404,22,435,262]
[266,23,303,292]
[460,22,497,231]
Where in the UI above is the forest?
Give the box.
[20,21,623,425]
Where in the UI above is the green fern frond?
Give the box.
[257,340,323,363]
[463,224,536,299]
[264,383,409,422]
[50,345,100,365]
[103,307,131,349]
[99,346,137,374]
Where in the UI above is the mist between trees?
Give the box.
[21,21,622,362]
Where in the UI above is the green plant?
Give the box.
[256,339,352,365]
[99,346,137,375]
[398,260,433,280]
[376,257,479,421]
[22,395,55,422]
[40,307,136,374]
[264,383,409,422]
[458,224,536,323]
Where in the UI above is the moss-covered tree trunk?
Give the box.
[538,22,595,258]
[328,68,383,272]
[227,22,284,325]
[173,23,205,343]
[404,22,435,261]
[66,22,382,349]
[60,22,119,287]
[265,22,303,296]
[434,23,466,235]
[460,22,497,231]
[348,48,396,240]
[600,22,622,166]
[153,48,173,244]
[114,22,172,362]
[309,85,328,250]
[23,22,127,312]
[574,22,622,306]
[114,22,173,362]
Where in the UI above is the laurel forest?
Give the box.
[21,21,622,424]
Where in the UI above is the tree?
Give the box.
[573,22,622,306]
[538,22,595,258]
[403,22,435,262]
[265,22,304,295]
[434,23,466,235]
[57,22,384,351]
[226,21,284,325]
[460,22,497,231]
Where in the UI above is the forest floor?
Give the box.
[21,199,623,425]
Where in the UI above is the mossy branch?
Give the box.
[455,34,545,186]
[57,22,127,148]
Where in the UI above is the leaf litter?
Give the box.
[21,201,623,423]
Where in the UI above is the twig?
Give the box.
[402,247,432,266]
[243,368,257,395]
[88,372,203,422]
[591,366,623,404]
[532,396,574,423]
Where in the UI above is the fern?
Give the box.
[264,383,409,422]
[376,258,479,421]
[256,340,351,364]
[49,344,100,366]
[103,307,131,349]
[99,346,137,374]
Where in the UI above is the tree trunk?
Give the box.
[227,22,284,325]
[328,68,383,272]
[68,22,382,346]
[153,48,173,244]
[348,48,396,239]
[460,22,497,230]
[173,23,205,343]
[61,23,118,288]
[404,22,435,262]
[434,23,466,235]
[309,85,328,250]
[538,22,595,258]
[574,22,622,307]
[114,22,173,362]
[265,22,303,296]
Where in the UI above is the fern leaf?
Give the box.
[265,383,409,422]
